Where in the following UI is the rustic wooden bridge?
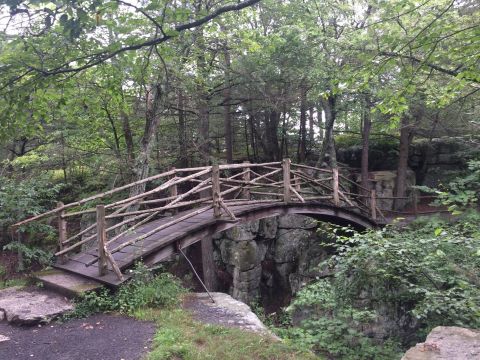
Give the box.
[13,160,387,288]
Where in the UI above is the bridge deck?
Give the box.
[53,202,373,286]
[53,204,265,286]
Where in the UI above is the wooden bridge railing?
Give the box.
[11,159,430,281]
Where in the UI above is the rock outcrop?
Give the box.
[186,292,270,334]
[402,326,480,360]
[213,214,330,304]
[0,286,73,325]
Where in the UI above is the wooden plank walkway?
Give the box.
[53,202,375,286]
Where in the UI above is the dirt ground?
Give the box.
[0,314,156,360]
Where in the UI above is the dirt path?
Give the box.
[0,314,155,360]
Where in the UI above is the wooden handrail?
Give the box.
[16,160,450,278]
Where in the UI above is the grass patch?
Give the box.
[0,277,28,290]
[135,307,319,360]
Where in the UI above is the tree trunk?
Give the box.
[394,103,423,209]
[129,84,163,200]
[394,115,410,210]
[308,106,315,152]
[121,110,135,179]
[263,110,281,161]
[316,94,337,168]
[361,94,372,194]
[222,29,233,164]
[318,104,324,141]
[297,85,307,162]
[178,90,188,167]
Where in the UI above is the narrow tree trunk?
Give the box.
[297,85,307,162]
[222,29,233,163]
[121,111,135,178]
[361,94,372,194]
[178,90,188,167]
[318,104,324,141]
[394,116,411,210]
[308,106,315,152]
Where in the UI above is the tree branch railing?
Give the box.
[11,159,442,281]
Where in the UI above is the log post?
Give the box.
[96,205,108,276]
[242,161,251,200]
[282,158,291,203]
[332,167,340,206]
[169,167,178,214]
[57,202,67,264]
[212,164,222,217]
[370,190,377,220]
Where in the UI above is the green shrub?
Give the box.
[283,211,480,358]
[67,264,186,319]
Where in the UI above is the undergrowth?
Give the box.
[64,264,186,319]
[136,308,318,360]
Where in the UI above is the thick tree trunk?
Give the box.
[129,84,163,200]
[316,95,337,168]
[361,95,372,194]
[262,110,281,161]
[297,85,307,162]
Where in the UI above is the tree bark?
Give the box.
[394,115,411,210]
[316,94,337,168]
[128,84,163,200]
[222,29,233,164]
[394,103,424,209]
[308,106,315,152]
[361,94,372,194]
[297,85,307,162]
[178,90,188,167]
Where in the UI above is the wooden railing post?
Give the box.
[212,164,222,217]
[242,161,251,200]
[96,205,108,276]
[282,158,291,203]
[169,167,178,214]
[294,174,301,192]
[57,202,67,264]
[370,190,377,220]
[332,167,340,206]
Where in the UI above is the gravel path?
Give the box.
[0,314,155,360]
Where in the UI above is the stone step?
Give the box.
[34,269,103,298]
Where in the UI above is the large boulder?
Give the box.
[0,287,73,325]
[402,326,480,360]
